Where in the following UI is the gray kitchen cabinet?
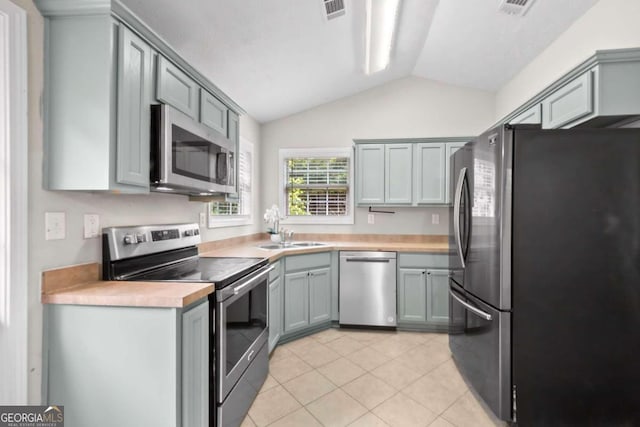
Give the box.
[542,70,593,129]
[268,261,282,354]
[415,143,445,204]
[385,144,413,204]
[156,55,199,120]
[117,25,153,188]
[37,14,154,192]
[509,104,542,125]
[45,299,209,427]
[356,144,385,204]
[444,142,466,204]
[397,253,454,331]
[282,253,332,338]
[200,88,229,135]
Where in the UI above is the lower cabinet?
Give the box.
[268,269,282,354]
[45,299,209,427]
[283,253,332,336]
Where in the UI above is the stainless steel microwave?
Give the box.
[150,104,236,195]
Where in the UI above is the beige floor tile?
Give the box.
[431,333,450,345]
[240,414,256,427]
[368,335,419,358]
[394,331,434,346]
[404,369,467,415]
[293,341,342,368]
[373,392,438,427]
[269,345,293,362]
[283,336,321,355]
[341,329,394,343]
[428,417,456,427]
[342,373,397,410]
[247,385,301,427]
[348,412,390,426]
[307,388,368,427]
[267,407,322,427]
[394,340,452,375]
[325,335,366,356]
[282,370,336,405]
[259,374,279,393]
[268,353,314,383]
[311,327,344,344]
[345,346,391,372]
[371,359,424,390]
[429,360,467,395]
[318,357,367,386]
[441,391,506,427]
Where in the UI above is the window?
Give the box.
[208,140,253,227]
[279,148,353,225]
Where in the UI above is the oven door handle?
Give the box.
[230,265,274,297]
[449,289,492,321]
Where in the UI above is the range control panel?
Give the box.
[103,223,201,261]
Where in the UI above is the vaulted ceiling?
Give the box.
[121,0,598,122]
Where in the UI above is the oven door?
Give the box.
[153,104,235,194]
[216,265,271,402]
[448,281,512,422]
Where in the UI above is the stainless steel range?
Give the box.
[102,223,272,427]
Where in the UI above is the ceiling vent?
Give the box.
[498,0,536,16]
[323,0,346,20]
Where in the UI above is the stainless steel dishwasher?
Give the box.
[339,251,397,327]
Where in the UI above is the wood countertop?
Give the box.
[41,263,212,308]
[42,234,449,307]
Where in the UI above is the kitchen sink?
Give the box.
[256,242,327,250]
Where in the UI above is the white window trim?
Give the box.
[0,0,28,404]
[208,138,254,228]
[278,147,354,225]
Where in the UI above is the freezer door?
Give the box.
[449,282,511,422]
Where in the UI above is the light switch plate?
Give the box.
[199,212,207,227]
[45,212,66,240]
[84,214,100,239]
[432,214,440,225]
[368,213,375,224]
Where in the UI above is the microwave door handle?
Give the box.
[453,168,467,268]
[449,289,492,321]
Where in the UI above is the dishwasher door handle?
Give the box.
[344,258,391,263]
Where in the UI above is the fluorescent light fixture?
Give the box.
[365,0,400,75]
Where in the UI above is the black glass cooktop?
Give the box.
[129,256,268,289]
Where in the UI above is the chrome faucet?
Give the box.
[280,229,294,246]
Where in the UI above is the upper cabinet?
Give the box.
[355,139,469,206]
[507,49,640,129]
[35,0,243,193]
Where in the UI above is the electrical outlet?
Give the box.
[84,214,100,239]
[199,212,207,228]
[45,212,66,240]
[432,214,440,225]
[368,213,375,224]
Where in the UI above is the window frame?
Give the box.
[207,138,254,228]
[278,147,354,225]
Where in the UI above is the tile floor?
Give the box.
[241,328,506,427]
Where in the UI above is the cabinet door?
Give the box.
[284,271,309,333]
[385,144,413,204]
[200,88,228,135]
[356,144,385,204]
[426,269,450,325]
[542,71,593,129]
[398,268,426,323]
[156,55,198,119]
[445,142,466,204]
[309,267,331,325]
[415,143,445,204]
[227,110,239,191]
[116,25,152,188]
[182,300,209,427]
[510,104,542,125]
[268,277,282,354]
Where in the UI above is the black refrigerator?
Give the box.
[448,124,640,426]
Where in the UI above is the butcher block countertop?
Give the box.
[42,234,448,307]
[41,263,212,308]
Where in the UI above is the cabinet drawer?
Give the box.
[285,252,331,272]
[542,71,593,128]
[200,88,228,135]
[398,253,450,268]
[269,260,281,282]
[156,55,199,119]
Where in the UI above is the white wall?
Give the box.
[496,0,640,120]
[11,0,262,404]
[261,76,495,235]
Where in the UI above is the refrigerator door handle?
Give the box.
[449,288,492,321]
[453,167,467,268]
